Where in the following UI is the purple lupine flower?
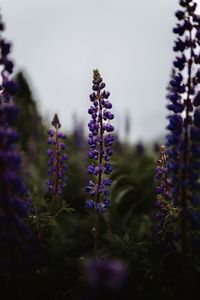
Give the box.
[166,0,200,253]
[85,69,114,213]
[155,145,177,241]
[46,113,68,196]
[0,11,32,272]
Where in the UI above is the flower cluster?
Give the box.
[155,145,176,240]
[85,69,114,213]
[0,11,32,272]
[166,0,200,252]
[46,113,68,196]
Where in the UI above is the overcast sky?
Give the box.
[1,0,181,142]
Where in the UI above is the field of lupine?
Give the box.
[1,0,200,299]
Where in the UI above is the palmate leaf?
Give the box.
[38,212,57,225]
[55,204,75,218]
[104,230,151,259]
[30,200,74,230]
[29,211,58,228]
[104,231,137,257]
[104,231,130,247]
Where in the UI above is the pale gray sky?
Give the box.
[1,0,180,141]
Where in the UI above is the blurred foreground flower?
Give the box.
[84,259,127,292]
[0,9,32,273]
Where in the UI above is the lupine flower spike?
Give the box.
[166,0,200,253]
[0,10,32,273]
[86,69,114,213]
[155,146,177,242]
[46,113,68,197]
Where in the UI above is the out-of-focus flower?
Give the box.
[135,141,144,156]
[84,259,127,292]
[46,113,68,196]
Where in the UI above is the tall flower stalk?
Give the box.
[166,0,200,253]
[86,69,114,252]
[0,10,32,273]
[46,113,68,198]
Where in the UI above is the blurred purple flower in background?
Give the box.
[46,113,68,196]
[72,113,85,150]
[135,141,144,157]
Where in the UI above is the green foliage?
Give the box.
[104,231,149,259]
